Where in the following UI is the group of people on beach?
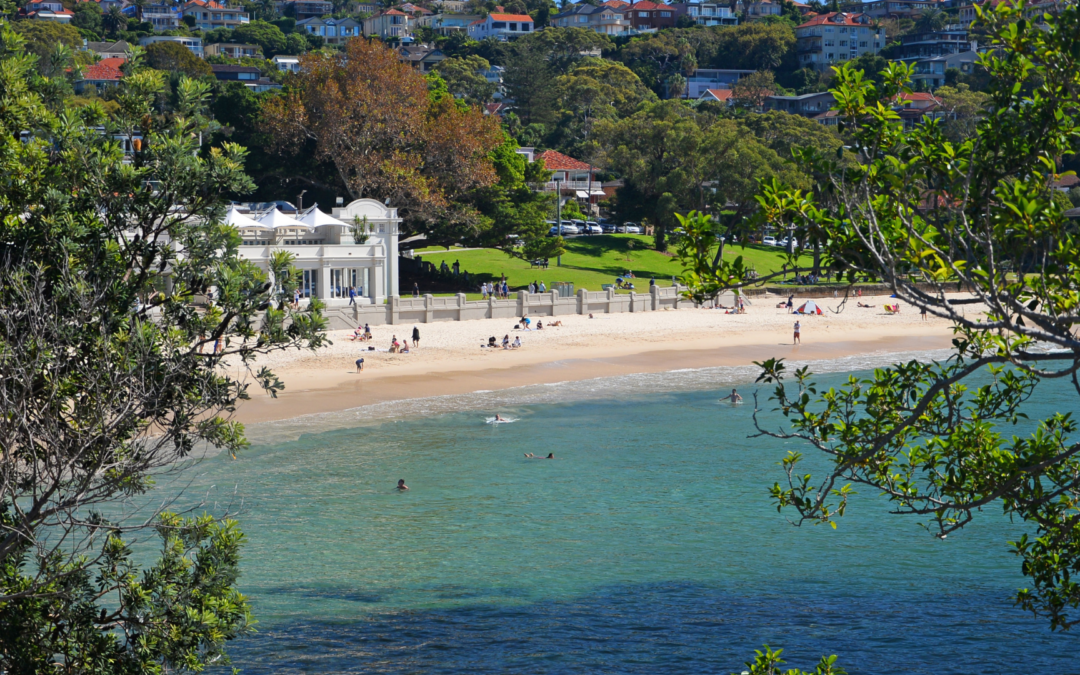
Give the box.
[483,334,521,349]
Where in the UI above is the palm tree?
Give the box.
[915,6,947,32]
[104,5,125,37]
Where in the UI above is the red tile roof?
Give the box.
[701,88,734,101]
[797,11,870,27]
[898,92,940,102]
[628,1,666,9]
[538,150,593,172]
[381,8,407,14]
[601,0,629,6]
[488,12,534,21]
[81,58,124,81]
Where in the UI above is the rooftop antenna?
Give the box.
[297,189,307,212]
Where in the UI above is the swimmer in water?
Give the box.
[722,389,743,403]
[495,414,507,422]
[547,453,554,459]
[396,479,408,491]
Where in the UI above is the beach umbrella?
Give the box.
[795,300,822,315]
[299,205,348,228]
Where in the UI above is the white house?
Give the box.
[138,36,204,57]
[467,12,534,40]
[232,199,400,306]
[271,55,301,72]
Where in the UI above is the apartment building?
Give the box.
[365,9,412,39]
[467,12,534,40]
[624,1,676,31]
[795,12,885,71]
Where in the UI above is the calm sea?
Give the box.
[178,350,1079,674]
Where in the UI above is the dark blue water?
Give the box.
[188,365,1080,673]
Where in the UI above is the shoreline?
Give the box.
[232,298,960,424]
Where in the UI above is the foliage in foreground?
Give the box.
[0,22,323,671]
[679,0,1080,632]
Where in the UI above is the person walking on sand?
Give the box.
[355,357,365,372]
[793,320,801,344]
[786,295,794,313]
[412,326,420,347]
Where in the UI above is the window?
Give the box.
[638,11,648,16]
[824,39,833,46]
[827,52,834,60]
[660,10,670,16]
[301,270,318,298]
[492,21,505,27]
[860,41,867,47]
[238,71,257,80]
[521,23,530,30]
[840,40,847,46]
[579,15,586,21]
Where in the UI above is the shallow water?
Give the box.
[180,355,1080,673]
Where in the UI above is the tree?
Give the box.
[549,57,656,153]
[145,40,213,77]
[915,5,947,32]
[730,69,777,110]
[934,82,991,142]
[72,2,104,34]
[0,25,325,671]
[262,39,504,244]
[232,19,288,56]
[435,54,497,104]
[598,100,706,251]
[103,5,126,37]
[9,20,82,60]
[682,1,1080,634]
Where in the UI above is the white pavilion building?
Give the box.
[233,198,400,306]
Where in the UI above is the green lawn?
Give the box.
[416,235,813,294]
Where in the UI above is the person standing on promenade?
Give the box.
[348,286,357,306]
[412,326,420,347]
[793,320,801,344]
[413,282,420,298]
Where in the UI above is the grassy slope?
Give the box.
[417,235,812,295]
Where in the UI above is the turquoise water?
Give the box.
[183,357,1079,673]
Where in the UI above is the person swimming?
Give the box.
[396,479,408,491]
[722,389,743,403]
[495,414,507,422]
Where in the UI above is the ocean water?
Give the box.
[178,351,1080,674]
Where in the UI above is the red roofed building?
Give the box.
[624,1,675,30]
[20,0,74,21]
[467,12,534,40]
[75,57,124,94]
[795,12,885,71]
[536,150,603,207]
[182,0,249,29]
[895,92,942,109]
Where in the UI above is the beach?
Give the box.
[232,293,971,424]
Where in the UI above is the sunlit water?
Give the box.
[174,351,1079,674]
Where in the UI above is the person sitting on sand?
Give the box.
[350,325,364,341]
[396,479,408,491]
[363,324,372,340]
[588,313,594,319]
[536,320,544,330]
[512,336,521,349]
[487,336,497,348]
[502,334,510,349]
[401,341,410,354]
[390,336,400,353]
[722,388,742,403]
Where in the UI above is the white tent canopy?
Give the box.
[225,205,270,230]
[795,300,823,315]
[258,207,312,230]
[299,205,348,228]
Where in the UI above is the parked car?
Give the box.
[549,223,580,235]
[623,225,642,234]
[762,235,778,246]
[778,237,799,249]
[584,221,602,234]
[601,223,617,233]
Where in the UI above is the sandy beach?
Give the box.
[229,293,972,424]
